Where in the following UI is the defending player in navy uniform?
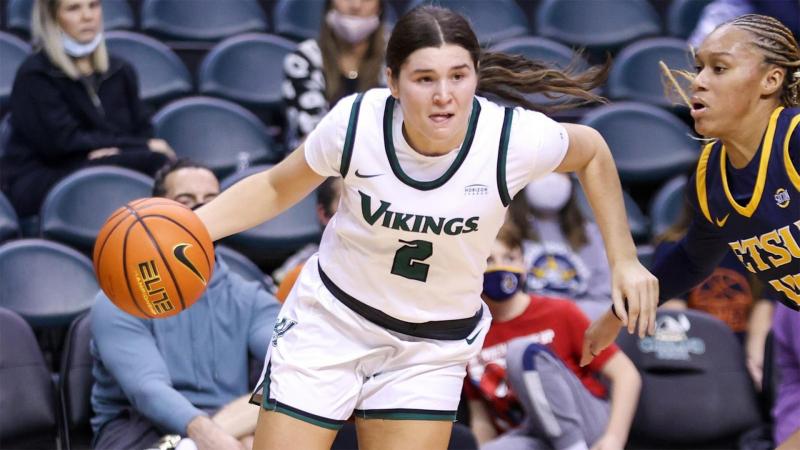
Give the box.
[195,6,657,450]
[582,14,800,397]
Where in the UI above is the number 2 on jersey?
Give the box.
[391,239,433,282]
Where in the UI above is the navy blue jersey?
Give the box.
[653,106,800,311]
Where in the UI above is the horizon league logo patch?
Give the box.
[271,318,297,347]
[638,314,706,361]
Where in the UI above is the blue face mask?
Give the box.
[61,31,103,58]
[482,268,524,302]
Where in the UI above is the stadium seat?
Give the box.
[0,239,98,327]
[405,0,529,45]
[637,244,655,270]
[0,114,11,159]
[59,312,93,450]
[0,191,20,243]
[535,0,661,54]
[6,0,134,36]
[39,166,153,254]
[220,165,320,267]
[141,0,268,42]
[153,97,280,177]
[649,175,689,238]
[0,307,58,449]
[580,102,698,184]
[216,245,271,289]
[273,0,398,41]
[0,32,30,111]
[668,0,714,39]
[198,33,296,113]
[608,38,694,108]
[617,309,761,447]
[105,31,193,104]
[576,187,650,243]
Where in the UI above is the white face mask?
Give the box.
[525,172,573,213]
[61,30,103,58]
[326,10,380,44]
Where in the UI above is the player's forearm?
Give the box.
[212,394,259,438]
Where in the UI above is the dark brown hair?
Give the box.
[318,0,386,103]
[508,190,588,251]
[386,5,608,113]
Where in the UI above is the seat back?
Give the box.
[617,309,761,446]
[405,0,529,45]
[105,31,193,104]
[0,31,31,110]
[0,191,20,243]
[576,188,650,243]
[198,33,296,111]
[649,175,688,238]
[667,0,714,38]
[580,102,698,184]
[0,307,57,447]
[141,0,268,41]
[608,38,694,108]
[216,245,270,289]
[153,96,279,177]
[220,165,320,267]
[535,0,661,53]
[0,239,98,327]
[39,166,153,253]
[59,312,94,449]
[6,0,133,36]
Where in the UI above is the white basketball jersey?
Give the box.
[309,89,566,323]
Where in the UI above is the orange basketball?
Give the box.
[92,197,215,319]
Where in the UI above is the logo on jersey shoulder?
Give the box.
[359,190,479,235]
[355,169,383,178]
[775,188,790,208]
[271,318,297,347]
[715,213,730,227]
[464,184,488,196]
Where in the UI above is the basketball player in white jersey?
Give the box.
[195,6,658,450]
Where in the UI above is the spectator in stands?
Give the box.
[282,0,387,148]
[466,223,641,450]
[0,0,175,218]
[273,177,341,302]
[689,0,799,48]
[773,304,800,450]
[507,173,612,320]
[653,196,774,389]
[90,159,281,450]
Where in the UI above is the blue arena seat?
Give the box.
[39,166,153,253]
[153,96,280,177]
[105,31,193,104]
[6,0,133,36]
[58,312,93,450]
[0,32,31,111]
[216,245,272,290]
[580,102,698,184]
[535,0,661,54]
[220,165,321,267]
[617,309,762,447]
[668,0,714,39]
[405,0,529,45]
[608,38,694,108]
[576,187,650,243]
[272,0,398,41]
[649,175,689,238]
[141,0,268,42]
[0,307,58,449]
[0,191,20,243]
[0,239,98,327]
[198,33,296,112]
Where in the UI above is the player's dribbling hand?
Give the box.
[611,259,658,338]
[590,433,624,450]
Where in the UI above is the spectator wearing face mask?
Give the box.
[282,0,387,149]
[508,173,613,320]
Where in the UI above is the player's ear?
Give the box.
[761,64,785,97]
[386,68,399,98]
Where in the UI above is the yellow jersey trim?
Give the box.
[720,106,783,218]
[696,142,714,224]
[785,113,800,191]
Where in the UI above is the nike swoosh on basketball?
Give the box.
[355,169,383,178]
[173,243,207,285]
[466,328,482,345]
[715,213,730,227]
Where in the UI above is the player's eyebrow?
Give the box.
[411,64,470,74]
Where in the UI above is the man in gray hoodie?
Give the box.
[90,159,281,450]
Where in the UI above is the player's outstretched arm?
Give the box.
[195,145,326,242]
[557,123,659,339]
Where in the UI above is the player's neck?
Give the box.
[485,292,531,322]
[722,102,780,169]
